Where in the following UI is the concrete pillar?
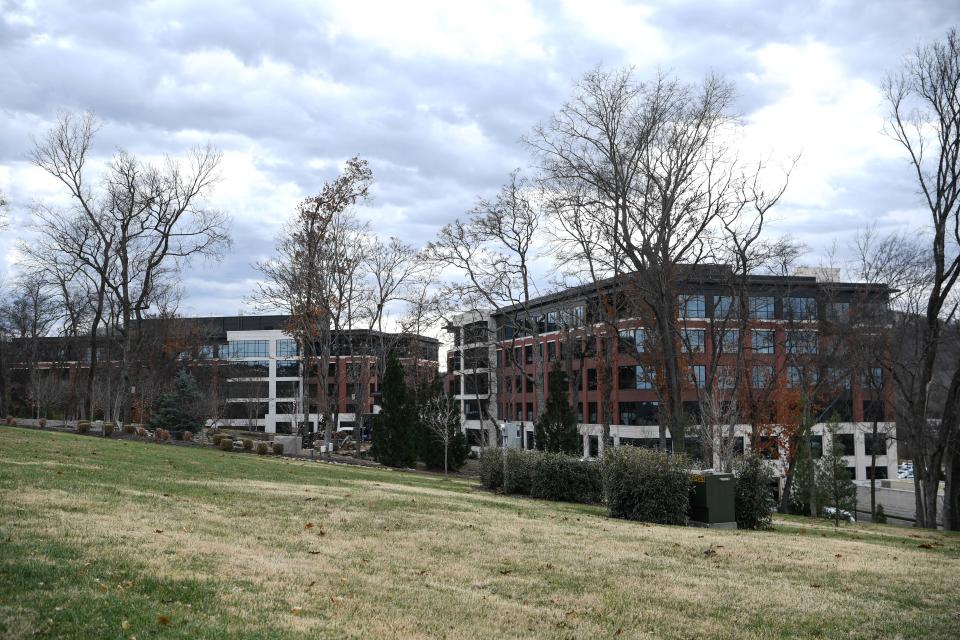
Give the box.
[583,432,590,458]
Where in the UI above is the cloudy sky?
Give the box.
[0,0,956,318]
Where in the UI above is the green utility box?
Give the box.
[688,471,737,529]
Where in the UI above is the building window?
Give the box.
[679,294,706,318]
[618,401,660,426]
[749,296,775,320]
[689,365,706,388]
[524,345,533,364]
[276,360,300,377]
[752,365,773,389]
[752,329,775,354]
[276,381,300,398]
[827,368,850,389]
[785,297,817,321]
[545,311,559,332]
[865,433,887,455]
[547,341,557,362]
[227,360,270,378]
[682,329,705,353]
[719,329,739,353]
[833,433,855,456]
[865,466,888,480]
[619,365,653,390]
[199,345,215,359]
[809,435,823,459]
[224,340,269,359]
[588,402,598,423]
[864,367,883,390]
[863,399,884,422]
[786,330,818,354]
[716,365,736,389]
[826,302,850,322]
[714,295,739,318]
[276,339,299,357]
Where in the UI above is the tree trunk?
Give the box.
[870,419,878,520]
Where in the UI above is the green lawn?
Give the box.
[1,427,958,639]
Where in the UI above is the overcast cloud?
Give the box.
[0,0,956,317]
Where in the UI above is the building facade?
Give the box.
[445,267,898,483]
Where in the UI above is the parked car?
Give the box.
[823,507,856,523]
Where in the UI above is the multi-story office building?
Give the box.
[445,266,898,483]
[5,315,439,436]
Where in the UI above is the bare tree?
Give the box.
[530,67,791,453]
[255,157,372,458]
[883,29,960,528]
[427,171,547,444]
[31,111,230,425]
[419,386,462,477]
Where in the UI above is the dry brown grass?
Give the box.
[1,426,958,639]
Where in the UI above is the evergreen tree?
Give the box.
[816,422,858,525]
[534,362,580,454]
[370,356,418,467]
[149,369,203,433]
[417,373,469,473]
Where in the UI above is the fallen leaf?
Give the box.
[154,529,163,534]
[157,615,171,626]
[291,607,303,616]
[918,543,933,549]
[305,522,314,530]
[835,553,843,558]
[122,620,130,630]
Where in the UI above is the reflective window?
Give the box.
[786,330,818,354]
[752,365,773,389]
[276,339,299,357]
[224,340,269,359]
[682,329,705,353]
[785,297,817,321]
[753,329,776,354]
[749,296,775,320]
[689,365,706,388]
[679,294,706,318]
[276,360,300,377]
[714,296,739,318]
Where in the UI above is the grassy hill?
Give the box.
[1,427,958,639]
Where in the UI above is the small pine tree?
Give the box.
[417,374,469,473]
[816,423,857,525]
[371,356,418,468]
[149,369,203,433]
[534,362,580,454]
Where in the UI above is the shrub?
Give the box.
[503,448,534,495]
[478,447,503,490]
[602,447,691,525]
[874,503,887,524]
[219,438,234,452]
[272,442,285,456]
[136,426,146,438]
[242,439,254,451]
[733,454,776,530]
[38,418,47,428]
[4,415,12,425]
[212,433,228,446]
[256,442,269,455]
[149,370,204,434]
[8,418,16,426]
[182,430,193,442]
[530,452,602,503]
[103,422,115,437]
[77,421,91,434]
[123,424,135,435]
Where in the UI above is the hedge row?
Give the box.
[480,448,602,504]
[601,447,691,525]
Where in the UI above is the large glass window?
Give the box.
[199,345,215,359]
[618,401,660,426]
[679,294,706,318]
[618,365,653,390]
[826,302,850,322]
[224,340,269,359]
[752,329,776,354]
[276,339,299,357]
[276,360,300,377]
[716,365,736,389]
[275,380,300,398]
[865,433,887,455]
[749,296,775,320]
[227,360,270,378]
[833,433,855,456]
[785,297,817,321]
[864,367,883,390]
